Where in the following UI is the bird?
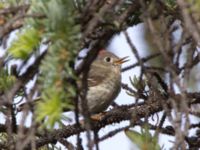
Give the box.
[18,49,128,115]
[79,49,128,114]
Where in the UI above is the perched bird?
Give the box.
[18,50,128,114]
[80,49,128,114]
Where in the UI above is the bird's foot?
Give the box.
[79,112,106,127]
[91,112,106,121]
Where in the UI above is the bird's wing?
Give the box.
[87,63,110,87]
[87,73,106,87]
[78,67,109,87]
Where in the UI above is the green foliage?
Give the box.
[0,133,8,145]
[165,0,176,9]
[27,0,81,128]
[187,0,200,21]
[36,91,64,128]
[0,68,15,93]
[127,76,147,96]
[3,0,80,128]
[8,27,41,59]
[0,2,6,8]
[129,76,145,90]
[125,126,160,150]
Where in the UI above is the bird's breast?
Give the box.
[86,74,121,114]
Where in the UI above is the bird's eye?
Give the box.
[104,57,111,62]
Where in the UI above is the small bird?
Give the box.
[18,50,128,115]
[80,49,128,114]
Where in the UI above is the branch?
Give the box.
[24,92,200,149]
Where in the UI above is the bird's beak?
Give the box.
[114,56,129,65]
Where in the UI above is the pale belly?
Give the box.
[85,78,121,114]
